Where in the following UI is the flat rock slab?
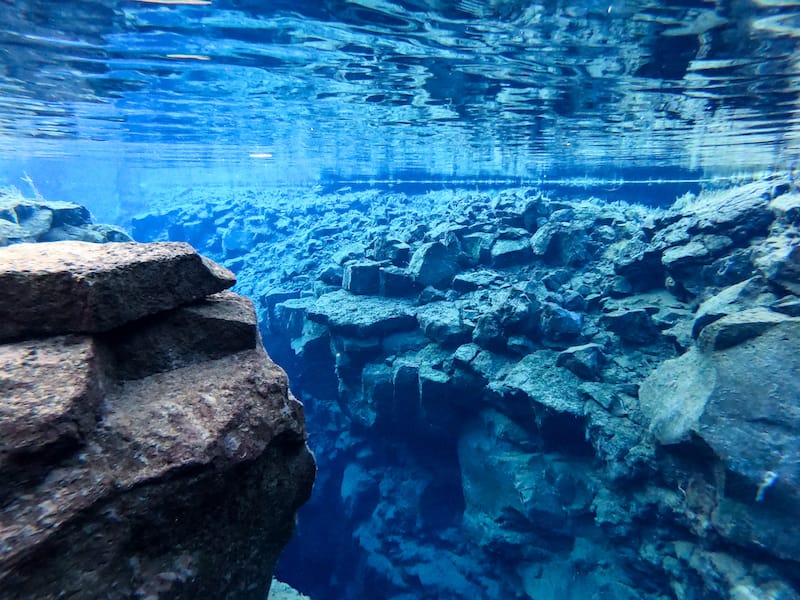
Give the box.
[107,291,259,380]
[0,241,235,342]
[307,290,417,338]
[492,352,584,416]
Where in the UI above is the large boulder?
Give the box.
[639,316,800,560]
[407,241,459,288]
[0,241,235,342]
[0,241,315,599]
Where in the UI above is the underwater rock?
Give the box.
[343,260,381,295]
[407,241,459,288]
[640,319,800,507]
[129,184,800,599]
[0,242,314,599]
[556,343,605,381]
[0,193,131,247]
[755,227,800,295]
[0,241,235,342]
[307,289,417,337]
[600,307,659,345]
[416,301,473,347]
[490,236,533,267]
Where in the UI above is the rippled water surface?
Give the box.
[1,0,799,185]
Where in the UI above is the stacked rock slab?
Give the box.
[0,241,315,599]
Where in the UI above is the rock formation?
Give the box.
[130,179,800,599]
[1,188,131,246]
[0,241,315,599]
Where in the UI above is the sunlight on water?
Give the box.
[1,0,799,186]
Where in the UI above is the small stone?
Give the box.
[343,260,380,295]
[600,308,659,345]
[407,241,459,289]
[556,343,604,381]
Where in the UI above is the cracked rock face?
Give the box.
[0,241,315,599]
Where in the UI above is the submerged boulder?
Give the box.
[0,241,314,599]
[407,241,459,288]
[640,317,800,514]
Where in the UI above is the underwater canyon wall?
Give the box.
[0,238,315,599]
[131,179,800,600]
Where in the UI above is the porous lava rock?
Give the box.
[0,241,315,600]
[0,241,235,342]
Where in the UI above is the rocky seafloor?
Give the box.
[124,177,798,599]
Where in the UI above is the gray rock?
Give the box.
[697,308,790,351]
[0,335,102,475]
[416,301,473,347]
[640,320,800,500]
[0,241,235,342]
[769,192,800,224]
[472,313,506,351]
[531,222,592,266]
[108,291,260,380]
[452,270,501,293]
[600,308,659,345]
[460,232,495,265]
[492,352,584,416]
[379,265,416,297]
[556,343,605,381]
[307,290,417,338]
[755,229,800,295]
[691,277,771,338]
[318,264,343,286]
[772,295,800,317]
[407,241,459,288]
[490,237,533,267]
[332,243,365,265]
[0,275,313,600]
[656,181,775,245]
[343,260,381,295]
[539,303,582,343]
[367,237,410,266]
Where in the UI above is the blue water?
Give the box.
[1,0,799,209]
[3,2,800,599]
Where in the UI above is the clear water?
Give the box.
[1,0,799,204]
[2,2,800,599]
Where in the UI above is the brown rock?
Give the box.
[106,291,259,380]
[0,335,104,487]
[1,342,314,599]
[0,244,314,599]
[0,241,235,342]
